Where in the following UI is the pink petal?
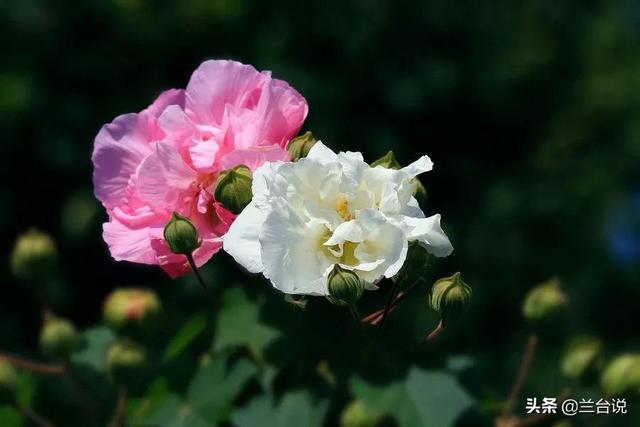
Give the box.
[92,113,157,209]
[188,139,220,172]
[143,89,185,118]
[219,145,290,171]
[185,60,269,125]
[103,219,160,265]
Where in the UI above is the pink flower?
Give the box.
[92,60,308,277]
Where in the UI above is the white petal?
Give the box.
[403,214,453,257]
[260,206,332,295]
[401,155,433,177]
[223,203,266,273]
[306,140,338,164]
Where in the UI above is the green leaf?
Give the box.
[187,353,257,422]
[71,326,116,371]
[163,313,207,362]
[135,393,210,427]
[352,368,474,427]
[233,390,329,427]
[0,405,23,427]
[213,287,280,355]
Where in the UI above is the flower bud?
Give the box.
[10,229,57,282]
[103,288,161,335]
[429,272,472,321]
[214,165,253,214]
[395,241,430,283]
[0,358,18,404]
[370,150,402,169]
[287,131,317,161]
[522,278,567,323]
[106,339,147,386]
[600,353,640,396]
[39,316,78,360]
[327,265,364,306]
[340,400,382,427]
[561,337,602,382]
[163,212,200,255]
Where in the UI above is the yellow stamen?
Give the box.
[336,195,352,221]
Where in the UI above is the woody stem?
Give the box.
[504,333,539,417]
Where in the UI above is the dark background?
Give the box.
[1,0,639,426]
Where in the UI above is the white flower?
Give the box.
[223,142,453,295]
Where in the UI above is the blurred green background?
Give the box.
[1,0,639,426]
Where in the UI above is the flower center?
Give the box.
[336,194,352,221]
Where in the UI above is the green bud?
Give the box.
[39,316,78,360]
[106,339,147,386]
[10,229,57,282]
[430,272,472,321]
[327,265,364,306]
[214,165,253,214]
[103,288,161,335]
[340,400,382,427]
[413,178,428,207]
[600,353,640,396]
[370,150,402,169]
[394,241,430,283]
[163,212,200,255]
[561,337,603,382]
[287,131,317,161]
[0,356,18,394]
[522,278,567,323]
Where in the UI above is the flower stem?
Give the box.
[425,319,445,342]
[0,352,65,375]
[107,388,128,427]
[503,333,539,417]
[186,253,208,291]
[377,279,402,330]
[348,305,361,321]
[363,277,425,325]
[18,406,56,427]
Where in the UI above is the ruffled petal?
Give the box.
[223,202,266,274]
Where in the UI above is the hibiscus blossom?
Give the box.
[92,60,308,277]
[223,142,453,295]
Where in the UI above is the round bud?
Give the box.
[103,288,161,335]
[522,278,567,323]
[106,339,147,387]
[163,212,200,255]
[39,316,78,360]
[429,272,472,321]
[10,229,57,282]
[600,353,640,397]
[370,150,402,169]
[287,131,317,161]
[327,265,364,306]
[214,165,253,214]
[561,337,602,382]
[340,400,382,427]
[0,358,19,404]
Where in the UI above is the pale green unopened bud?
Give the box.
[600,353,640,396]
[103,288,161,335]
[106,339,147,386]
[522,278,567,323]
[287,131,317,161]
[0,358,19,403]
[39,316,78,360]
[327,265,364,306]
[561,337,602,382]
[10,229,57,281]
[340,400,382,427]
[163,212,200,255]
[214,165,253,214]
[371,150,402,169]
[430,272,472,321]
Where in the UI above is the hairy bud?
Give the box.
[39,316,78,360]
[164,212,200,255]
[327,265,364,306]
[561,337,603,382]
[430,272,472,321]
[10,229,57,282]
[215,165,253,214]
[600,353,640,397]
[287,131,317,161]
[103,288,161,335]
[106,339,147,387]
[522,278,567,323]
